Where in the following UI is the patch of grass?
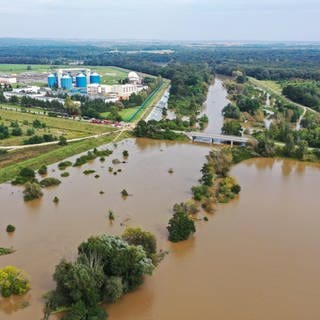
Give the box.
[0,108,114,146]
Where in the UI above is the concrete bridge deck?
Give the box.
[180,131,251,145]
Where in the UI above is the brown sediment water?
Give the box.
[1,139,320,320]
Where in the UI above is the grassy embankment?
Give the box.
[0,108,113,146]
[0,130,132,184]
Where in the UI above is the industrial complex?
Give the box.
[47,69,146,101]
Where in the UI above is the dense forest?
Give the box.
[283,82,320,111]
[0,40,320,81]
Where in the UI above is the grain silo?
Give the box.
[90,72,101,84]
[76,73,87,88]
[48,74,58,88]
[61,74,72,90]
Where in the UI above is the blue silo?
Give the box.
[90,72,101,84]
[48,74,58,88]
[61,75,72,90]
[76,73,87,88]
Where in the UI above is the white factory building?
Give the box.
[87,83,146,99]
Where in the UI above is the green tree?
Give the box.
[0,266,30,297]
[167,209,196,243]
[122,227,157,258]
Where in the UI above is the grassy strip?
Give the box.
[0,133,119,184]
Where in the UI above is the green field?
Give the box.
[0,108,114,146]
[0,64,129,85]
[100,107,139,121]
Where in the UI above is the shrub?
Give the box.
[121,189,129,197]
[58,136,68,146]
[58,161,72,170]
[61,172,70,178]
[38,165,48,175]
[40,178,61,188]
[83,170,95,175]
[122,150,129,158]
[23,182,43,201]
[53,196,59,204]
[6,224,16,233]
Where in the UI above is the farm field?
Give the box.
[0,64,129,86]
[0,108,114,146]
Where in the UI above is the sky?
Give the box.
[0,0,319,41]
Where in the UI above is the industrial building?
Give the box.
[87,83,146,100]
[47,68,101,90]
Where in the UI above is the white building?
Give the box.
[87,83,146,99]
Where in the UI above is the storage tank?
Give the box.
[76,73,87,88]
[90,72,101,84]
[48,74,58,88]
[61,74,72,90]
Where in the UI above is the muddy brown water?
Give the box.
[1,139,320,320]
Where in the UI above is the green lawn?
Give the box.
[0,108,114,146]
[101,107,140,121]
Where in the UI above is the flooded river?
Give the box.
[1,78,320,320]
[202,76,229,134]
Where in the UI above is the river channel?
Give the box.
[1,78,320,320]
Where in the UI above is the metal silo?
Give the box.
[90,72,101,84]
[76,73,87,88]
[48,73,58,88]
[61,75,72,90]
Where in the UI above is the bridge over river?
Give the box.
[179,131,252,146]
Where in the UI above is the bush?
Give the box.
[58,136,68,146]
[6,224,16,233]
[23,182,43,201]
[61,172,70,178]
[40,178,61,188]
[83,170,95,175]
[12,167,36,185]
[0,266,30,297]
[38,165,48,175]
[121,189,129,197]
[58,161,72,170]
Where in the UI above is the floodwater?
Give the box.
[1,78,320,320]
[1,143,320,320]
[201,76,229,134]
